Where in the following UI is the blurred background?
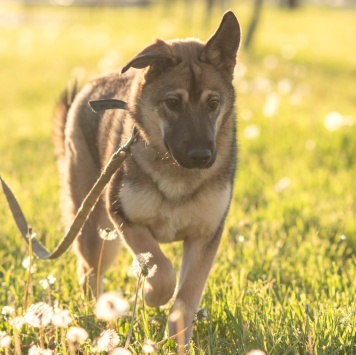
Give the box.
[0,0,355,247]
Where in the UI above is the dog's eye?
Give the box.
[208,99,220,111]
[165,98,180,111]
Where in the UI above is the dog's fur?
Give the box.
[54,11,240,342]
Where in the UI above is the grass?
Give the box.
[0,1,355,354]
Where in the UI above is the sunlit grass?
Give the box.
[0,1,355,354]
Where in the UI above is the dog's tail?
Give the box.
[53,82,78,167]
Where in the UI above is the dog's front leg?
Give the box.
[168,233,222,344]
[112,219,177,307]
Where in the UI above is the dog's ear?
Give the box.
[121,39,177,74]
[200,11,241,75]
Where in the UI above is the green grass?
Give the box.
[0,1,355,354]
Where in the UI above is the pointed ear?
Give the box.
[200,11,241,75]
[121,39,177,74]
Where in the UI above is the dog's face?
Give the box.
[123,12,241,169]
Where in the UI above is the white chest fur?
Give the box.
[119,181,231,243]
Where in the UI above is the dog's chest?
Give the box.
[119,181,231,242]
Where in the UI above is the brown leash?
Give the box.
[0,99,136,260]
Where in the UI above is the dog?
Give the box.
[53,10,241,343]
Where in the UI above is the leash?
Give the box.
[0,99,136,260]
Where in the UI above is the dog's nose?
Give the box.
[187,148,212,167]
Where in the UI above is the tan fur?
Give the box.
[54,11,241,344]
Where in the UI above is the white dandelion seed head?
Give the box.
[39,275,56,290]
[244,125,260,140]
[2,306,15,317]
[22,256,37,273]
[99,228,118,241]
[0,332,11,349]
[146,264,157,279]
[10,316,25,330]
[247,350,266,355]
[274,177,291,193]
[142,339,157,353]
[137,252,152,265]
[196,308,209,321]
[95,329,120,353]
[29,232,37,240]
[238,235,245,243]
[110,348,132,355]
[340,235,347,241]
[324,111,344,131]
[132,253,157,278]
[263,93,280,118]
[28,345,53,355]
[66,326,89,343]
[25,302,53,328]
[95,291,129,321]
[51,309,73,327]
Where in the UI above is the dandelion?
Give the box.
[247,350,266,355]
[244,125,260,140]
[66,326,89,353]
[142,339,157,353]
[238,235,245,243]
[25,302,53,327]
[274,177,291,193]
[132,252,157,279]
[324,111,344,131]
[95,291,129,321]
[99,228,118,240]
[340,235,347,241]
[28,345,53,355]
[0,332,11,349]
[10,316,25,330]
[28,346,50,355]
[263,93,279,117]
[196,308,209,322]
[22,256,37,273]
[95,329,120,353]
[110,348,132,355]
[2,306,15,317]
[39,275,56,290]
[51,309,73,327]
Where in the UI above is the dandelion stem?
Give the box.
[156,321,195,347]
[125,272,142,349]
[141,277,151,339]
[39,326,44,349]
[97,239,106,297]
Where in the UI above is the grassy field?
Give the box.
[0,1,355,354]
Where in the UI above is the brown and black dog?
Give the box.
[54,11,241,343]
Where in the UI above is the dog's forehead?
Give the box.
[163,60,227,97]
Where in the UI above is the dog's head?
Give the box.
[122,11,241,169]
